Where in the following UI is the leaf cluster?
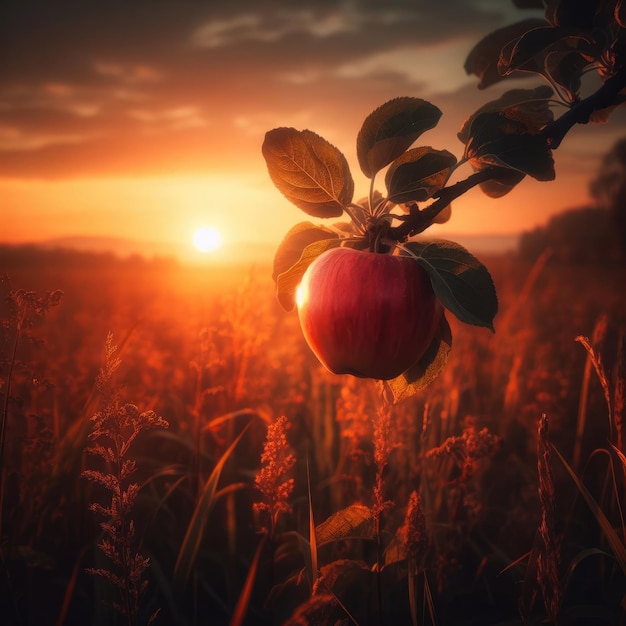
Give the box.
[262,98,498,398]
[466,0,626,102]
[261,0,626,399]
[467,1,626,140]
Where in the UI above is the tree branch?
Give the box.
[387,67,626,242]
[389,168,500,241]
[542,67,626,149]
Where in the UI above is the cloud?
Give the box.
[333,36,479,95]
[1,0,620,184]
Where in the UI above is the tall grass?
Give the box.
[0,249,625,624]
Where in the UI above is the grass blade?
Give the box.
[55,546,88,626]
[306,450,318,589]
[552,443,626,574]
[229,535,266,626]
[408,568,418,626]
[575,333,613,441]
[174,423,250,587]
[423,572,437,626]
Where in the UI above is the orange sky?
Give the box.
[2,1,626,260]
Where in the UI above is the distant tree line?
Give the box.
[0,244,178,272]
[519,137,626,264]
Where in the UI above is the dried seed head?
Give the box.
[254,415,296,529]
[399,490,429,569]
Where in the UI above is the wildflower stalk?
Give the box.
[373,392,395,625]
[574,315,609,469]
[0,305,21,539]
[0,287,62,538]
[537,414,562,623]
[82,333,168,625]
[614,332,625,453]
[400,491,430,626]
[252,416,295,619]
[254,415,296,542]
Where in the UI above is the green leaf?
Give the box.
[356,98,442,178]
[385,147,457,204]
[272,222,339,283]
[464,18,546,88]
[262,127,354,218]
[276,238,342,311]
[403,240,498,330]
[315,504,375,546]
[383,314,452,404]
[458,86,554,145]
[465,111,555,182]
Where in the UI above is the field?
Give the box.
[0,244,625,625]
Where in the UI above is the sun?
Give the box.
[193,226,222,253]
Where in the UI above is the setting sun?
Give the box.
[193,226,222,253]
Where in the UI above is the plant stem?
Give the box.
[0,308,23,538]
[375,510,384,626]
[192,363,202,506]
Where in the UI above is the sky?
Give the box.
[2,0,626,261]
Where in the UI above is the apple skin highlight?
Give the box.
[296,247,443,380]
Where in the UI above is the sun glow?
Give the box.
[193,226,222,253]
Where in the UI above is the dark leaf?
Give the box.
[589,92,626,123]
[276,238,342,311]
[383,536,404,566]
[315,504,375,546]
[513,0,544,7]
[433,204,452,224]
[262,128,354,218]
[385,147,457,204]
[403,240,498,331]
[458,86,554,144]
[357,98,442,178]
[272,222,338,283]
[315,560,373,603]
[477,168,526,198]
[383,314,452,404]
[544,49,591,102]
[499,26,595,77]
[465,111,555,182]
[617,0,626,28]
[464,18,546,88]
[546,0,613,30]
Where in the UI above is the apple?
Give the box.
[296,247,443,380]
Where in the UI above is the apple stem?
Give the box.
[367,220,392,253]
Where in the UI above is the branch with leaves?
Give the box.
[262,0,626,400]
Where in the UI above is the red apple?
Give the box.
[296,247,443,380]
